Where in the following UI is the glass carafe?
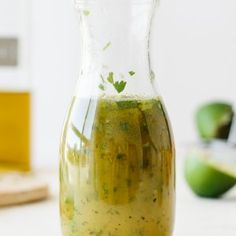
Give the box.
[60,0,175,235]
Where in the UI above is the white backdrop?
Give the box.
[31,0,236,168]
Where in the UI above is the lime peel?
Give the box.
[185,148,236,198]
[192,148,236,179]
[195,102,234,140]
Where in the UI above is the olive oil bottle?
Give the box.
[0,92,30,171]
[0,0,31,172]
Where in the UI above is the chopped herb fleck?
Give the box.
[98,84,105,91]
[100,74,105,82]
[129,71,136,76]
[115,210,120,215]
[89,230,103,236]
[117,153,126,160]
[83,10,90,16]
[107,72,114,84]
[103,41,111,51]
[106,208,120,215]
[113,80,127,93]
[120,121,129,131]
[153,198,157,202]
[138,231,144,236]
[103,184,109,195]
[150,70,155,81]
[102,72,127,93]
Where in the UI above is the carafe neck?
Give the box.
[75,0,158,98]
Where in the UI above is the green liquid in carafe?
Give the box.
[60,96,175,236]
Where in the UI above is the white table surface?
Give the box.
[0,149,236,236]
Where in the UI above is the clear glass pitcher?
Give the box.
[60,0,175,235]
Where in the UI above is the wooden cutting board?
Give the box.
[0,173,49,207]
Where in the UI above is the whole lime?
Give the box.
[184,148,236,198]
[195,102,233,140]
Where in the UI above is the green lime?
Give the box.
[195,102,233,140]
[184,148,236,198]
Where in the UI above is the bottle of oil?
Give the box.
[0,0,31,172]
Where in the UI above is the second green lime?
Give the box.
[195,102,233,140]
